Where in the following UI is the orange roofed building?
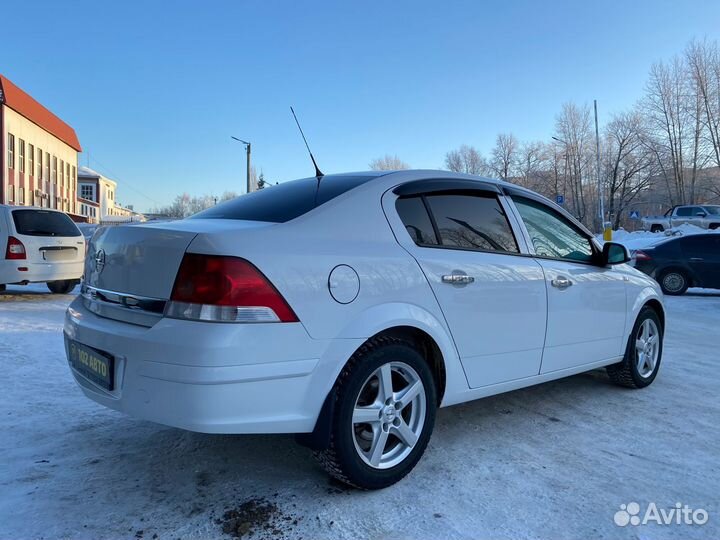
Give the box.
[0,74,82,215]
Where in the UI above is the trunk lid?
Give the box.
[84,219,272,326]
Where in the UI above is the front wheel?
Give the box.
[650,225,664,233]
[607,306,663,388]
[314,337,437,489]
[47,280,78,294]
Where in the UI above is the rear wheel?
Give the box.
[709,223,720,230]
[659,269,689,295]
[47,280,77,294]
[650,225,664,233]
[607,307,663,388]
[314,337,437,490]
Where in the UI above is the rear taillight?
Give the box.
[5,236,26,260]
[634,250,652,261]
[165,254,298,323]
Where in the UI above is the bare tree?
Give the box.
[603,110,656,228]
[554,102,593,223]
[515,141,548,191]
[686,39,720,169]
[369,155,410,171]
[444,145,489,175]
[490,133,519,180]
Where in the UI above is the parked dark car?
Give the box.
[634,233,720,295]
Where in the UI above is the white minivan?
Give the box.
[1,205,85,294]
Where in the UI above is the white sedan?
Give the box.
[64,170,664,489]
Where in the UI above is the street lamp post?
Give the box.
[231,136,252,194]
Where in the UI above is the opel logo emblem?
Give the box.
[94,249,106,273]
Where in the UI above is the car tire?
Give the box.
[314,336,437,490]
[709,223,720,230]
[0,284,6,293]
[47,280,77,294]
[607,306,663,389]
[658,269,689,295]
[650,225,664,233]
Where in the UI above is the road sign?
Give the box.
[556,195,564,205]
[629,210,640,220]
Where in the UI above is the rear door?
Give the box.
[682,235,720,289]
[507,194,628,373]
[10,209,85,265]
[388,186,547,388]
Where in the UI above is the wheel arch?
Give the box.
[297,303,464,451]
[643,298,665,331]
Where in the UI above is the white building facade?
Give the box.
[1,74,81,214]
[77,166,145,224]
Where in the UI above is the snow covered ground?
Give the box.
[597,223,720,252]
[1,284,719,540]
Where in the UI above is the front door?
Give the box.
[683,235,720,289]
[391,190,547,388]
[509,196,628,373]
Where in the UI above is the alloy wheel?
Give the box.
[635,318,660,378]
[351,361,426,469]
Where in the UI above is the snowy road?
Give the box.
[1,284,718,540]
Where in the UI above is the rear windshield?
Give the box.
[192,175,378,223]
[12,209,82,237]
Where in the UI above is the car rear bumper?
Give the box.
[0,260,83,284]
[63,297,336,434]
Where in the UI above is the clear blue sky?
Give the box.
[3,0,720,211]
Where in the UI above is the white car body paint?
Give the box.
[64,170,664,434]
[0,205,85,286]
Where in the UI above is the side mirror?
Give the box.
[696,211,707,217]
[603,242,630,265]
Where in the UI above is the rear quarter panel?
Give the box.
[185,181,469,404]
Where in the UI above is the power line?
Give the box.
[82,153,162,206]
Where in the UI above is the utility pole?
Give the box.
[594,100,605,227]
[231,136,252,194]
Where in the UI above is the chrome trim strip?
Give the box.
[82,285,167,314]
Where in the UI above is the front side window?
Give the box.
[512,196,594,262]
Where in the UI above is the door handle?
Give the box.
[551,276,573,289]
[689,257,704,262]
[442,273,475,285]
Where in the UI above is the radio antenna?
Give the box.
[290,106,324,178]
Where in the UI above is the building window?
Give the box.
[66,163,71,185]
[8,185,14,203]
[7,133,14,169]
[37,149,43,179]
[72,165,76,184]
[28,144,34,176]
[45,154,50,182]
[80,184,94,200]
[18,187,25,205]
[18,139,25,173]
[52,156,58,184]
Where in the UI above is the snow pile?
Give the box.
[597,224,719,251]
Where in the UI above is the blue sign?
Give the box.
[629,210,640,220]
[556,195,565,205]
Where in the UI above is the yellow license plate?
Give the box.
[68,339,114,390]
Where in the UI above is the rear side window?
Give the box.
[425,194,519,253]
[12,209,81,237]
[681,235,720,256]
[192,175,376,223]
[395,197,439,246]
